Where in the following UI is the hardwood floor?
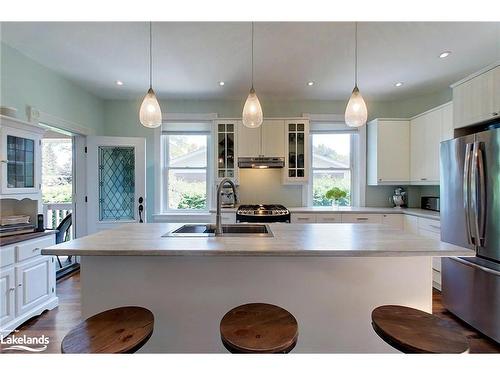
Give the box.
[2,271,499,354]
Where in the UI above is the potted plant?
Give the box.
[325,187,347,209]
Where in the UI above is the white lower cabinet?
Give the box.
[315,214,342,223]
[381,214,403,229]
[291,213,316,223]
[15,256,54,316]
[340,213,382,224]
[0,267,16,327]
[403,216,442,290]
[0,235,58,335]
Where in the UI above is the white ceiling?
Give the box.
[1,22,499,101]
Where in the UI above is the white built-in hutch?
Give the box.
[0,114,58,335]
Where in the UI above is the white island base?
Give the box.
[81,255,432,353]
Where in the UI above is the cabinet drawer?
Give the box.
[418,218,441,233]
[341,214,382,224]
[291,214,316,223]
[315,214,342,223]
[221,213,236,224]
[418,228,440,240]
[16,236,55,262]
[1,245,15,268]
[382,214,403,229]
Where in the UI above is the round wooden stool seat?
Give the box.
[61,306,154,354]
[371,305,469,353]
[220,303,298,353]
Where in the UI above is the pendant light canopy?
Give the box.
[345,22,367,128]
[242,22,263,129]
[140,22,162,128]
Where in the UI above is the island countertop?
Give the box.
[41,223,473,257]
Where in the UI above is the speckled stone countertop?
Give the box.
[41,222,470,257]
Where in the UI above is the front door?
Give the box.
[86,136,146,234]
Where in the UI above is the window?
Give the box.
[163,133,209,211]
[310,132,357,207]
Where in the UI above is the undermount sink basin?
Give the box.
[163,224,274,238]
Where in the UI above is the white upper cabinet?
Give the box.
[237,120,285,158]
[410,102,453,184]
[367,119,410,185]
[0,116,45,195]
[283,120,309,184]
[215,121,238,181]
[452,65,500,129]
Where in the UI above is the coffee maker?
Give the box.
[390,187,407,208]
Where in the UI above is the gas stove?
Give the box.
[236,204,290,223]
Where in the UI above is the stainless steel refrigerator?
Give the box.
[440,124,500,343]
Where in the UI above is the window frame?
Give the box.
[162,131,212,213]
[307,126,362,207]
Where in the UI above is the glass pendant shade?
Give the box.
[242,87,263,128]
[139,87,162,128]
[345,86,368,128]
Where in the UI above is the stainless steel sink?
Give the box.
[163,224,274,237]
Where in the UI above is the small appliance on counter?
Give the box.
[389,187,407,208]
[220,186,236,208]
[0,215,35,237]
[236,204,290,223]
[421,196,440,212]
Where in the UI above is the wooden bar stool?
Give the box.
[371,305,469,353]
[220,303,298,353]
[61,306,154,354]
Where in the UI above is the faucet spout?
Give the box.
[216,178,238,236]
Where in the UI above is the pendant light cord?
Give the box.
[149,21,153,89]
[251,22,254,89]
[354,22,358,87]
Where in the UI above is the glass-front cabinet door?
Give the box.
[283,120,309,184]
[215,122,237,182]
[1,125,42,195]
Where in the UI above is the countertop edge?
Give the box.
[1,229,59,246]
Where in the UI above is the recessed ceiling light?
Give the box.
[219,81,225,86]
[115,80,124,86]
[439,51,452,59]
[307,81,314,86]
[395,82,404,87]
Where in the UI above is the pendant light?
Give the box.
[139,22,162,128]
[345,22,368,128]
[242,22,263,129]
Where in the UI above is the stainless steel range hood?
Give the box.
[238,157,285,169]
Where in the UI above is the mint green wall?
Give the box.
[1,43,450,218]
[0,43,104,132]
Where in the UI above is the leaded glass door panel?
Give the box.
[86,136,146,234]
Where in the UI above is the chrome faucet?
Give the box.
[215,178,238,236]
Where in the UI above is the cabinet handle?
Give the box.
[0,160,8,164]
[17,284,22,287]
[9,287,15,292]
[32,247,40,252]
[297,218,310,221]
[356,218,369,221]
[492,112,499,117]
[420,178,427,181]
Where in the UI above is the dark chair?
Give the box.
[55,213,72,268]
[61,306,154,353]
[220,303,298,353]
[371,305,469,353]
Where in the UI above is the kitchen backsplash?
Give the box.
[238,169,439,208]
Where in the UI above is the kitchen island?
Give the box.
[42,223,473,353]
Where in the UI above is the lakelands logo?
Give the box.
[1,332,49,352]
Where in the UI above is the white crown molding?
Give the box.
[161,112,218,121]
[27,106,95,136]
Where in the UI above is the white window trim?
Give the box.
[154,114,216,217]
[162,131,211,213]
[305,116,366,207]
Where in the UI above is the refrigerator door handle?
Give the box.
[476,142,486,247]
[463,143,474,245]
